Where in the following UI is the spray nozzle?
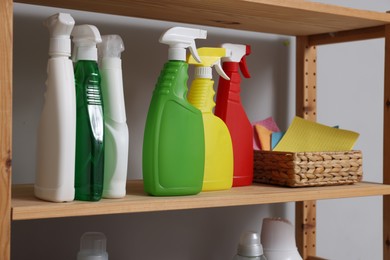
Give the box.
[44,13,75,57]
[98,35,125,60]
[159,26,207,62]
[187,47,230,80]
[221,43,251,78]
[71,24,102,62]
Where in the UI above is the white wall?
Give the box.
[11,1,388,259]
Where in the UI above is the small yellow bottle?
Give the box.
[187,48,233,191]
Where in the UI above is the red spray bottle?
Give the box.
[215,43,252,187]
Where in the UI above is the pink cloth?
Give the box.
[252,117,280,150]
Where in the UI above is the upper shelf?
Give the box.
[15,0,390,36]
[12,181,390,221]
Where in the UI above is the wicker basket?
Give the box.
[253,150,363,187]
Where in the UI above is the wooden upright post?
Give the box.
[0,0,13,259]
[295,36,317,259]
[383,24,390,260]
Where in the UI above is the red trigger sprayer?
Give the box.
[215,43,252,187]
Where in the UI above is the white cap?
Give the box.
[221,43,247,62]
[72,25,102,62]
[159,26,207,62]
[98,35,124,60]
[77,232,108,260]
[237,231,264,257]
[44,13,75,57]
[194,60,229,80]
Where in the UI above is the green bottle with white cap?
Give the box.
[142,26,206,196]
[72,24,105,201]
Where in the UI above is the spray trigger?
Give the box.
[187,47,230,80]
[239,45,251,78]
[214,59,229,80]
[221,43,251,78]
[188,41,202,63]
[239,56,251,78]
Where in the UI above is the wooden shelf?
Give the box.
[15,0,390,36]
[12,180,390,221]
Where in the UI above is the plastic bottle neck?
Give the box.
[75,46,98,62]
[101,57,121,70]
[222,62,240,72]
[168,47,186,61]
[49,38,71,57]
[188,77,214,113]
[195,67,212,79]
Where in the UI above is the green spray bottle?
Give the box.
[142,27,207,196]
[72,25,104,201]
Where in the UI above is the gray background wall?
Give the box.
[11,1,388,259]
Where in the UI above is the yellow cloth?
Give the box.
[273,117,359,152]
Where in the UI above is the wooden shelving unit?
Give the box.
[2,0,390,259]
[11,181,390,221]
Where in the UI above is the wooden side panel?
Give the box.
[296,36,317,259]
[0,0,13,259]
[296,36,317,120]
[383,24,390,259]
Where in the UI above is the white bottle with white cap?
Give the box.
[98,35,129,198]
[260,218,303,260]
[35,13,76,202]
[233,231,267,260]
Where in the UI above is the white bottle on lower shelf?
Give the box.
[233,231,267,260]
[261,218,303,260]
[77,232,108,260]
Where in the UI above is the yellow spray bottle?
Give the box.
[187,47,233,191]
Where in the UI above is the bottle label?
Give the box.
[86,78,104,142]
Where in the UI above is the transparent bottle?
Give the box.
[77,232,108,260]
[233,231,267,260]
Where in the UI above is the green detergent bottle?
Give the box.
[142,27,207,196]
[72,25,104,201]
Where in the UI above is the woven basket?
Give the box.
[253,150,363,187]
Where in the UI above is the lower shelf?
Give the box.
[11,180,390,221]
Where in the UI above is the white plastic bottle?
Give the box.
[77,232,108,260]
[97,35,129,198]
[261,218,302,260]
[233,231,267,260]
[34,13,76,202]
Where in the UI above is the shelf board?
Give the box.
[15,0,390,36]
[11,180,390,221]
